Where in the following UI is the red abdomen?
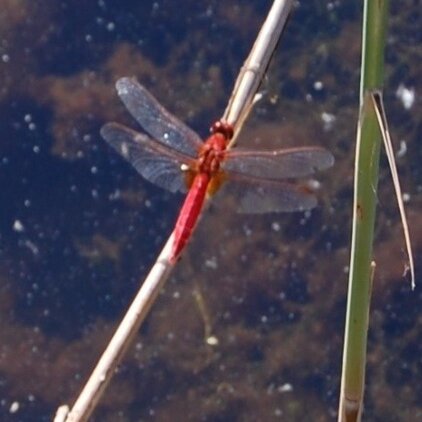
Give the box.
[170,173,210,262]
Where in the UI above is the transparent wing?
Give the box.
[116,77,203,156]
[101,122,193,193]
[223,146,334,179]
[216,172,318,213]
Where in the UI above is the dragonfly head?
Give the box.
[210,120,234,140]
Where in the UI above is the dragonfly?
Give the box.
[101,77,334,263]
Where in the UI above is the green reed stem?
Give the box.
[338,1,389,421]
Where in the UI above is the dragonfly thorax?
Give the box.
[198,132,227,175]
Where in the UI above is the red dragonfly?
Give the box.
[101,77,334,263]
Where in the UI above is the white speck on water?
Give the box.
[109,189,121,200]
[274,408,283,417]
[144,199,152,208]
[24,199,31,207]
[13,220,25,232]
[271,221,281,232]
[321,112,336,131]
[204,6,214,17]
[173,291,180,299]
[90,166,98,174]
[25,240,39,255]
[205,256,218,269]
[278,383,293,393]
[9,401,19,413]
[24,114,32,123]
[402,192,410,203]
[33,145,40,153]
[343,265,349,274]
[106,22,115,31]
[28,123,36,131]
[307,179,321,190]
[206,335,219,346]
[2,54,10,63]
[396,84,415,109]
[396,140,407,158]
[313,80,323,90]
[85,34,93,42]
[242,224,252,237]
